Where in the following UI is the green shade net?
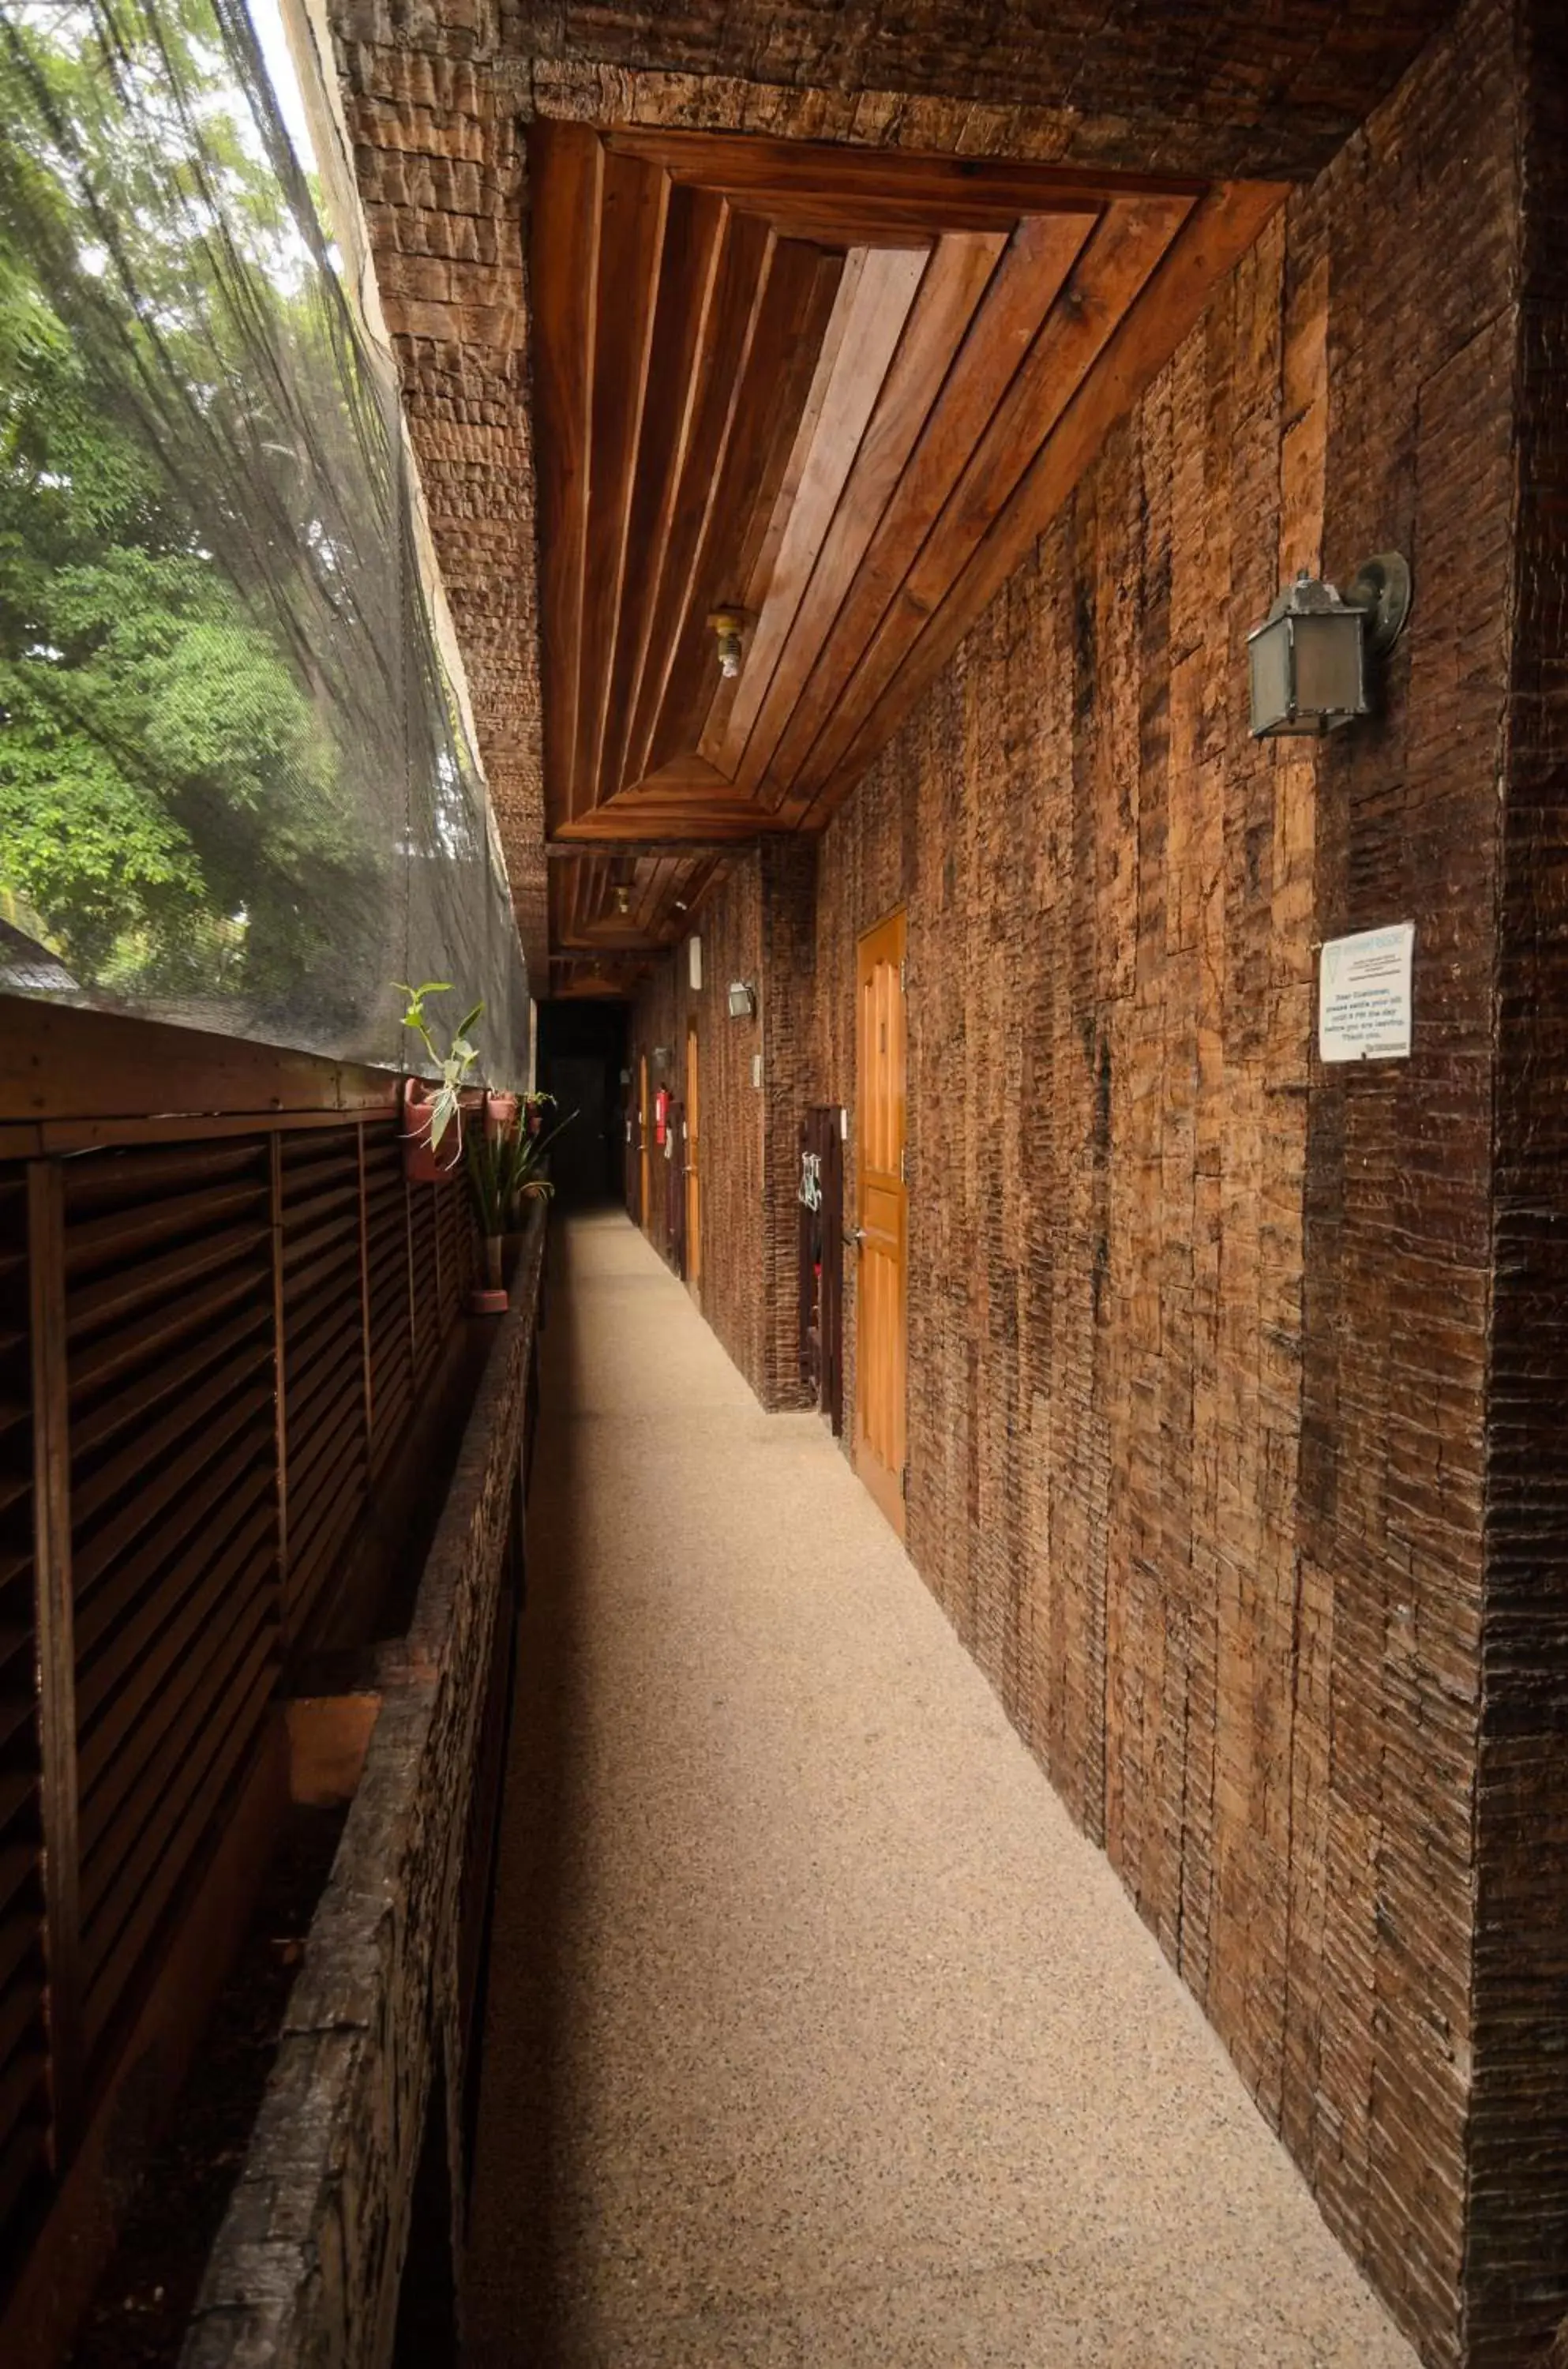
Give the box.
[0,0,528,1080]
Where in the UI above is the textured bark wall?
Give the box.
[1471,3,1568,2363]
[629,2,1532,2359]
[498,0,1454,182]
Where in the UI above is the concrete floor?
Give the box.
[464,1209,1417,2369]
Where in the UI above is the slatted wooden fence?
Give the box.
[0,1105,481,2294]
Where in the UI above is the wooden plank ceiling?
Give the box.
[533,125,1284,995]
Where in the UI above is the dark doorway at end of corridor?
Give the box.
[537,1000,630,1205]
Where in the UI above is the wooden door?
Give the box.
[685,1023,701,1294]
[854,911,907,1537]
[638,1055,651,1229]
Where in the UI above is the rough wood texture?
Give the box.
[504,0,1456,182]
[628,3,1533,2360]
[1469,0,1568,2361]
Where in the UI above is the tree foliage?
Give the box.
[0,0,388,1008]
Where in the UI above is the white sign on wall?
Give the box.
[1318,922,1415,1062]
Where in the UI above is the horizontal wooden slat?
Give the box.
[73,1429,272,1658]
[65,1222,269,1339]
[66,1262,266,1400]
[76,1500,276,1763]
[63,1178,268,1268]
[69,1301,270,1463]
[83,1643,274,2059]
[79,1586,274,1917]
[71,1384,272,1600]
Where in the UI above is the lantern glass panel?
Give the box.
[1248,614,1294,736]
[1292,608,1365,724]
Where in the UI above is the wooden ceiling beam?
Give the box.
[726,196,992,240]
[595,184,730,808]
[759,207,1097,801]
[730,227,1007,800]
[779,192,1199,809]
[617,209,778,795]
[530,121,603,838]
[806,179,1290,822]
[707,243,929,779]
[572,148,671,822]
[644,242,844,780]
[545,837,758,856]
[602,126,1209,210]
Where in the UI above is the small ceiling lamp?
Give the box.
[1247,552,1412,738]
[727,980,756,1019]
[707,605,748,680]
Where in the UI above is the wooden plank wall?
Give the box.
[626,1,1529,2358]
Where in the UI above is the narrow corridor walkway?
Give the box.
[465,1211,1415,2369]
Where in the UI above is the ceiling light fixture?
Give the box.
[707,604,748,680]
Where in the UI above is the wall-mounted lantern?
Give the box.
[1247,552,1411,738]
[726,980,756,1019]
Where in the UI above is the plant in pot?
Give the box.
[396,981,482,1183]
[463,1098,576,1315]
[396,982,523,1182]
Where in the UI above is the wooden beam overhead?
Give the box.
[546,839,758,856]
[602,126,1210,209]
[525,120,1287,984]
[803,178,1289,822]
[571,149,670,822]
[595,185,730,809]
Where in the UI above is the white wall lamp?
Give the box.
[1247,552,1412,738]
[726,980,756,1019]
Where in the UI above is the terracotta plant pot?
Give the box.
[484,1091,520,1143]
[400,1077,464,1186]
[470,1231,508,1316]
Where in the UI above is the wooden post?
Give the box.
[356,1122,375,1460]
[268,1134,291,1650]
[28,1160,83,2158]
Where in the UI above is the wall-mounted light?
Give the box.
[613,884,632,916]
[1247,552,1411,738]
[727,980,756,1019]
[707,605,748,680]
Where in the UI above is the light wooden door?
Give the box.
[685,1023,701,1293]
[638,1055,651,1229]
[854,910,907,1537]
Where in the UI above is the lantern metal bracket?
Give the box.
[1341,551,1412,655]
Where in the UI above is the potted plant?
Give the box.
[396,981,483,1183]
[463,1098,576,1314]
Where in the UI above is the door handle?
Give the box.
[844,1226,867,1248]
